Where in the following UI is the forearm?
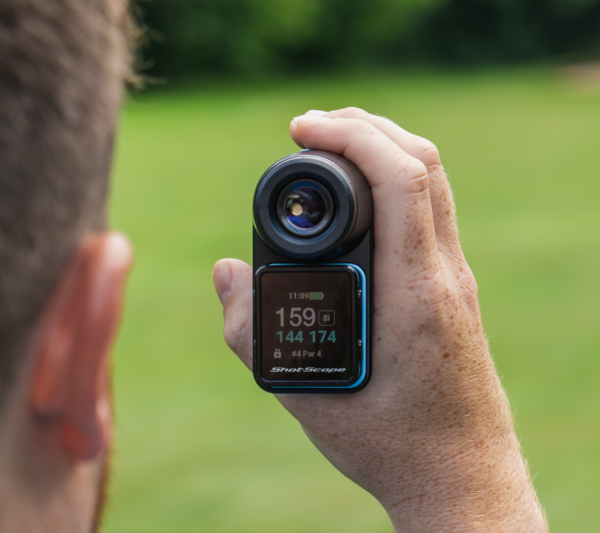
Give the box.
[383,434,547,532]
[378,346,547,533]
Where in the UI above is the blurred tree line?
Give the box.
[136,0,600,77]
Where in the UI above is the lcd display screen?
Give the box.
[258,268,356,382]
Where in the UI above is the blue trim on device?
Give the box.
[269,262,367,390]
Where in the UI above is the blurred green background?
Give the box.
[104,1,600,532]
[136,0,600,77]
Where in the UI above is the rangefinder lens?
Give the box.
[277,180,333,237]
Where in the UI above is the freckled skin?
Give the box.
[215,108,548,532]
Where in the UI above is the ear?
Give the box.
[29,232,133,460]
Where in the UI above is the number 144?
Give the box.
[277,331,336,343]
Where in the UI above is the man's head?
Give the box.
[0,1,133,531]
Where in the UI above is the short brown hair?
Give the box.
[0,0,132,404]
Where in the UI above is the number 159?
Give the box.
[276,307,315,327]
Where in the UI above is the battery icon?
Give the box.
[310,292,324,300]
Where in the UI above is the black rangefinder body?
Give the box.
[253,150,373,393]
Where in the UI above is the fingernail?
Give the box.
[292,115,329,124]
[292,110,327,122]
[213,261,232,306]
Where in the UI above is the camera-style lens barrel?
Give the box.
[254,151,373,259]
[277,180,333,237]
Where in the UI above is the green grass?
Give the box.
[105,67,600,533]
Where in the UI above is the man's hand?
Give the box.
[213,108,547,532]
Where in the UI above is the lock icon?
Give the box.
[274,349,281,358]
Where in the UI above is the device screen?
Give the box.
[259,269,355,382]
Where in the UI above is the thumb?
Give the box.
[213,259,253,370]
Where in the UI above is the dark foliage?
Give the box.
[424,0,600,64]
[136,0,600,78]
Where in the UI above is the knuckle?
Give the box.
[223,320,238,352]
[414,138,441,168]
[405,158,428,178]
[351,117,377,134]
[386,149,430,195]
[431,283,455,309]
[342,106,368,119]
[223,309,251,355]
[446,262,480,311]
[463,273,479,298]
[401,159,429,195]
[343,118,380,141]
[407,174,429,195]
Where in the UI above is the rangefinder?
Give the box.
[253,150,373,393]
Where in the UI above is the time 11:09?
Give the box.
[277,330,337,343]
[289,293,310,299]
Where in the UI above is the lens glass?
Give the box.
[277,181,333,236]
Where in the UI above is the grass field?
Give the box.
[104,68,600,533]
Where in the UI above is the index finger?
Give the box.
[295,108,461,258]
[291,116,440,275]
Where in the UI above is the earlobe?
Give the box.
[29,233,132,461]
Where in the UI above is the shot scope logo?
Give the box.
[271,367,346,373]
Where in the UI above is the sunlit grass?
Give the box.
[105,67,600,533]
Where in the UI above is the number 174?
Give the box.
[311,331,336,343]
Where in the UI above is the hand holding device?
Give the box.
[214,108,547,532]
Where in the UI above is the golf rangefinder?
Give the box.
[253,150,373,393]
